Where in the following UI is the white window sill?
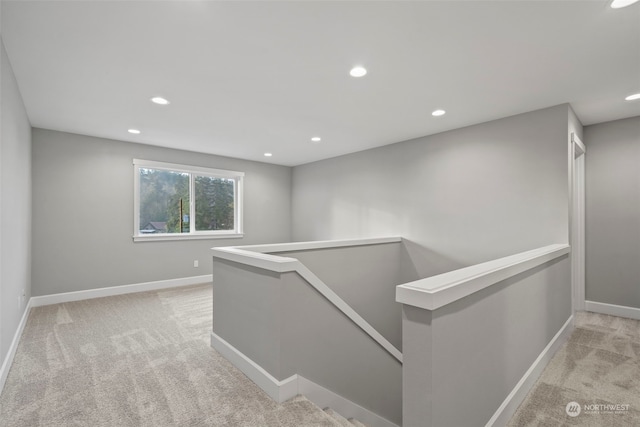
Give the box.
[133,233,244,243]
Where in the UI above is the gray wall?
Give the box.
[277,242,420,351]
[292,104,571,275]
[584,116,640,309]
[280,270,402,425]
[212,258,402,425]
[0,38,32,365]
[32,129,291,296]
[402,255,571,427]
[568,105,584,143]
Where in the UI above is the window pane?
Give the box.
[139,168,190,234]
[194,175,235,231]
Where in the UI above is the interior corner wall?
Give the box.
[292,104,570,274]
[31,129,292,296]
[568,105,584,145]
[1,37,32,365]
[584,116,640,309]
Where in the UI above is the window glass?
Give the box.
[194,176,235,231]
[139,168,190,234]
[133,160,243,241]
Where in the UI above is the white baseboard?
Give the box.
[585,301,640,321]
[210,332,398,427]
[298,376,398,427]
[0,299,33,395]
[211,332,298,403]
[485,315,574,427]
[30,274,213,307]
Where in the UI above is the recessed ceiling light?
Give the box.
[432,109,446,117]
[350,66,367,78]
[264,153,273,157]
[611,0,639,8]
[625,93,640,101]
[311,137,322,143]
[128,129,141,134]
[151,96,170,105]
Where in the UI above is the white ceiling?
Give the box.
[2,1,639,166]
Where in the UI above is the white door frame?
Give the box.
[570,133,586,312]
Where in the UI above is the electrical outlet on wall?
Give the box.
[19,288,26,309]
[194,260,199,268]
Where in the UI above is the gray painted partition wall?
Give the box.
[280,270,402,425]
[276,241,420,350]
[584,116,640,309]
[0,39,32,367]
[212,240,573,427]
[402,255,571,427]
[289,104,575,426]
[31,129,292,296]
[212,257,403,425]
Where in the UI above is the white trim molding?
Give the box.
[298,377,398,427]
[396,244,570,311]
[212,237,403,363]
[0,299,33,394]
[134,233,244,243]
[295,263,402,363]
[572,132,586,157]
[570,132,586,313]
[228,236,402,254]
[485,315,574,426]
[211,332,298,403]
[30,275,212,307]
[585,301,640,321]
[212,247,300,272]
[211,332,399,427]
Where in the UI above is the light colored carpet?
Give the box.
[508,311,640,426]
[0,284,348,426]
[5,285,638,427]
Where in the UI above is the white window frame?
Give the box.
[133,159,244,242]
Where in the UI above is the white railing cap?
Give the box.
[211,236,402,272]
[211,247,300,273]
[218,236,402,254]
[396,244,570,311]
